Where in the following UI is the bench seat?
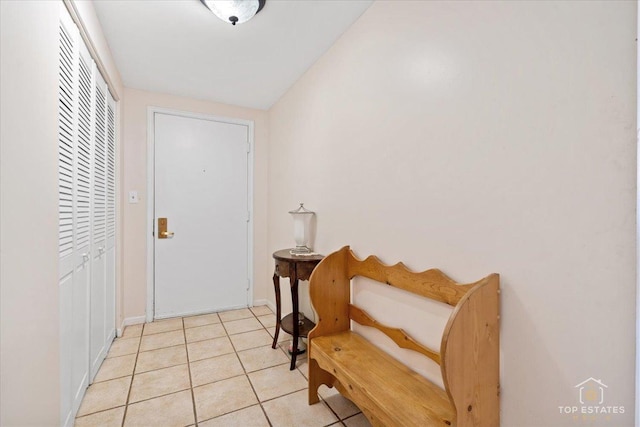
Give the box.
[307,246,500,426]
[313,331,455,426]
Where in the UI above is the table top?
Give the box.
[273,249,324,263]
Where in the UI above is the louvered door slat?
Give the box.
[93,85,106,245]
[58,22,75,259]
[106,98,115,239]
[76,55,93,251]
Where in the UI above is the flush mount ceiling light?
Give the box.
[201,0,266,26]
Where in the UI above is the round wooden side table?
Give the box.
[272,249,324,370]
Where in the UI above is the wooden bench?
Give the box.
[307,246,500,427]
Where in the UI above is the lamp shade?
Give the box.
[201,0,266,25]
[289,203,314,254]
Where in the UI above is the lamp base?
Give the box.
[290,246,311,254]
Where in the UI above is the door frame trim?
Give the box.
[145,107,255,322]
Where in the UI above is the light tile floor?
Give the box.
[74,306,372,427]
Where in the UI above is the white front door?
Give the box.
[153,112,250,318]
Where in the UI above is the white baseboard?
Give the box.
[253,299,276,313]
[117,315,146,337]
[154,303,253,320]
[117,303,275,336]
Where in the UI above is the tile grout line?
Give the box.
[192,307,273,427]
[74,335,140,421]
[120,324,144,427]
[182,317,200,427]
[82,308,345,427]
[229,309,273,427]
[342,413,364,425]
[205,309,275,426]
[218,309,275,427]
[117,321,195,419]
[251,312,276,427]
[117,386,191,407]
[265,311,353,426]
[255,308,307,426]
[320,393,347,425]
[175,315,302,419]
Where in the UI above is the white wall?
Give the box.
[0,1,61,424]
[268,1,637,425]
[121,88,270,323]
[0,1,123,424]
[637,3,640,424]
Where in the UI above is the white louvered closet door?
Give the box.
[90,71,109,379]
[58,4,117,425]
[58,9,91,427]
[105,93,116,345]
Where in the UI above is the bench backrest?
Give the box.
[308,246,500,426]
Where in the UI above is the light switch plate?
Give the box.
[129,190,139,203]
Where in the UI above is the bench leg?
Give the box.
[308,358,335,405]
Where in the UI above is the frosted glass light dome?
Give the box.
[201,0,266,26]
[289,203,314,254]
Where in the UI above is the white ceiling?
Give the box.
[93,0,373,110]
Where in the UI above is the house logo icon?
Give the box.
[575,377,608,405]
[559,377,624,418]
